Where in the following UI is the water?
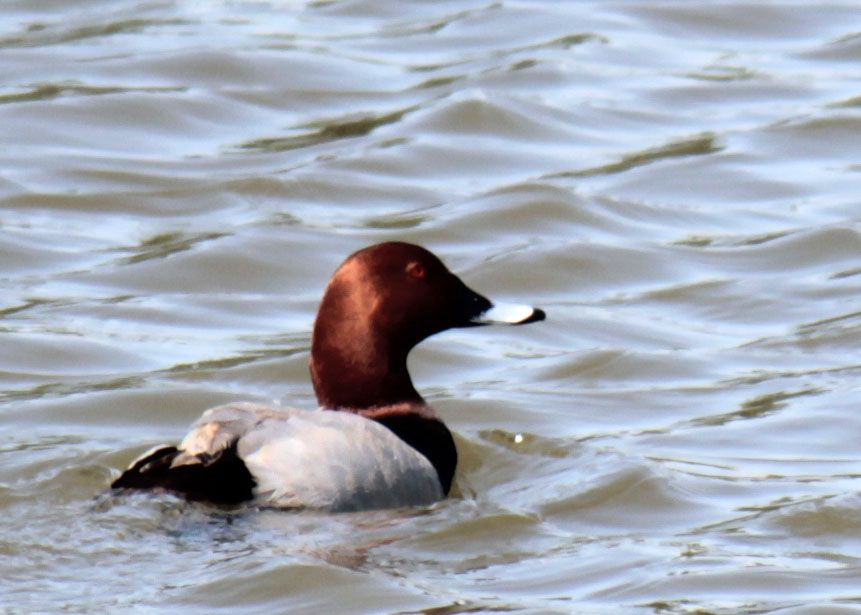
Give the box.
[1,1,860,613]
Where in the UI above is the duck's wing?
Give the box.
[110,402,282,504]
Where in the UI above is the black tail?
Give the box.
[112,443,256,505]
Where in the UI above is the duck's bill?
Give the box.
[471,302,546,326]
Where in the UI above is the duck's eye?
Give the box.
[406,261,427,280]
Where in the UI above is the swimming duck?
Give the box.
[112,242,545,511]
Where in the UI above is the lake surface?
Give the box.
[1,1,860,613]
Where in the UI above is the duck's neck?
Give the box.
[310,315,423,411]
[310,344,422,410]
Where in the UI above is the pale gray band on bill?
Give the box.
[472,302,542,325]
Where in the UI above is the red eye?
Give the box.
[406,261,426,280]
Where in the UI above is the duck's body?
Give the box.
[112,242,544,510]
[113,402,445,511]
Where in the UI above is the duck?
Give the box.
[112,241,545,511]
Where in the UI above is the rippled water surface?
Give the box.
[2,1,860,613]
